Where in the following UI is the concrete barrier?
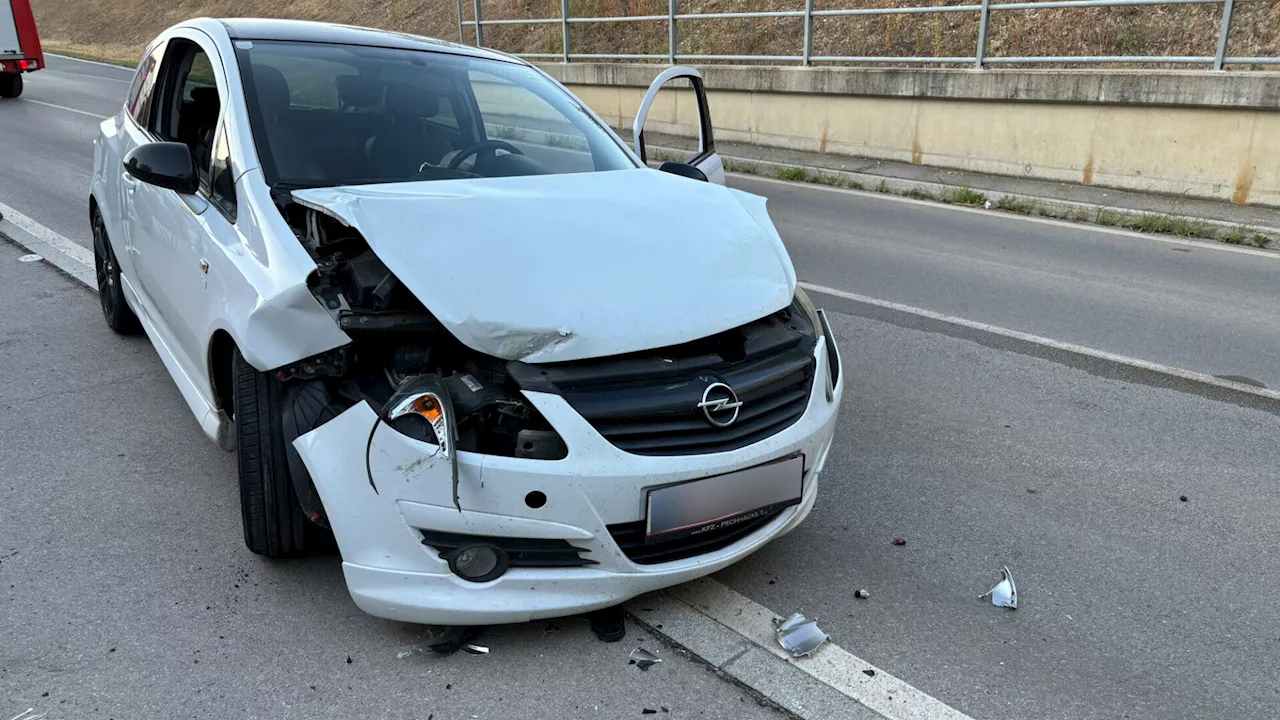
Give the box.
[540,64,1280,207]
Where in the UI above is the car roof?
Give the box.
[215,18,523,64]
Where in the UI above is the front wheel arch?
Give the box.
[209,329,238,421]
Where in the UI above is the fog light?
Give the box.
[448,544,508,582]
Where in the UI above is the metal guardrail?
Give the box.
[457,0,1278,69]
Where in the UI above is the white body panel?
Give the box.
[0,1,20,57]
[293,170,795,363]
[295,337,842,625]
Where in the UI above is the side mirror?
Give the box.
[123,142,199,194]
[658,161,708,182]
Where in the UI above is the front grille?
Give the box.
[418,530,597,568]
[608,508,786,565]
[509,303,817,456]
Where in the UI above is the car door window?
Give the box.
[153,40,221,189]
[208,124,236,221]
[127,42,164,125]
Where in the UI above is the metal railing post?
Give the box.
[473,0,485,47]
[1213,0,1235,70]
[562,0,571,61]
[668,0,678,64]
[974,0,991,68]
[457,0,465,42]
[802,0,814,66]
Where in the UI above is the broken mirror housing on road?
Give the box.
[629,646,662,671]
[979,565,1018,609]
[773,612,829,657]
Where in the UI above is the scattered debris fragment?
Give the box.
[18,254,42,263]
[629,646,662,671]
[460,643,489,655]
[643,710,658,715]
[661,707,669,713]
[893,538,906,546]
[346,656,353,664]
[854,589,870,599]
[983,200,992,209]
[1180,495,1188,502]
[768,579,776,585]
[863,669,876,677]
[979,566,1018,609]
[773,613,829,657]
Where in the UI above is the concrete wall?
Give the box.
[541,64,1280,207]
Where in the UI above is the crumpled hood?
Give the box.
[293,169,796,363]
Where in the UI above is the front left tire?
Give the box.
[233,348,316,558]
[92,208,141,335]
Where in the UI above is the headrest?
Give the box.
[384,81,439,119]
[335,74,380,109]
[252,64,291,119]
[189,86,220,108]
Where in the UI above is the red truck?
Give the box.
[1,0,43,98]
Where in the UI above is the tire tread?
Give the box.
[234,350,308,557]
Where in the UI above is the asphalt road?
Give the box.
[0,238,787,720]
[3,54,1280,720]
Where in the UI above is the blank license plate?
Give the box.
[645,455,804,544]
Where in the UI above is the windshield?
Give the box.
[233,40,637,187]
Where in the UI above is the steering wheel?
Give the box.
[446,139,524,171]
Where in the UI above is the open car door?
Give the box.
[632,66,724,185]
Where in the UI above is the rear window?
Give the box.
[234,40,635,188]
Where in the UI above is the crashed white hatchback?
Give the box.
[90,18,843,626]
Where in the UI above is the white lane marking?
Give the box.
[0,199,94,268]
[21,98,107,119]
[801,280,1280,401]
[46,52,135,77]
[735,173,1280,261]
[669,578,973,720]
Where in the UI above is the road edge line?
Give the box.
[46,51,136,72]
[647,143,1280,261]
[626,578,973,720]
[800,280,1280,402]
[0,202,95,288]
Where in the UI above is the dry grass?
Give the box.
[33,0,1280,68]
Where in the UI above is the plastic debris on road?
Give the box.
[979,565,1018,609]
[773,612,829,657]
[983,200,992,209]
[18,254,42,263]
[629,646,662,671]
[460,644,489,655]
[854,589,869,599]
[893,538,906,546]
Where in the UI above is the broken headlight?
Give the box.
[794,288,839,399]
[384,371,569,460]
[793,287,823,339]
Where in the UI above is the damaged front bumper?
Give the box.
[293,338,843,626]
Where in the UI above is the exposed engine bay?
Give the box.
[272,198,569,523]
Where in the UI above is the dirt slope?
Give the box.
[32,0,1280,68]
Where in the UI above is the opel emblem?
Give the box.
[698,382,743,427]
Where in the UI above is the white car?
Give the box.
[90,18,843,628]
